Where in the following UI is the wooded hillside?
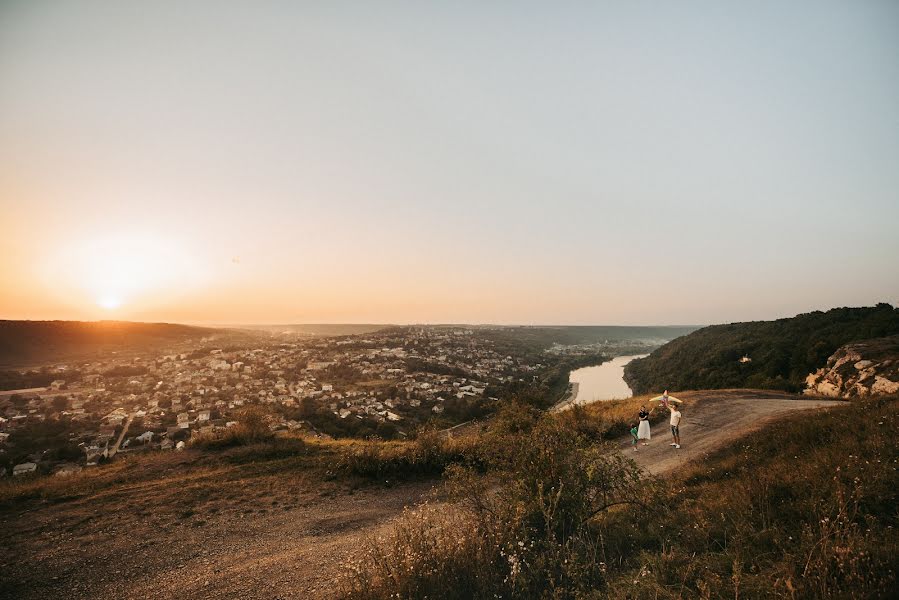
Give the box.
[624,304,899,393]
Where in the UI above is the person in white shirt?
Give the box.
[668,403,682,449]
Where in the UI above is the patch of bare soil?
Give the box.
[0,457,436,599]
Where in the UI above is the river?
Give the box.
[568,354,648,406]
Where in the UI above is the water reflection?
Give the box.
[569,354,647,406]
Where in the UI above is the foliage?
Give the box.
[300,403,403,440]
[604,394,899,599]
[320,363,366,385]
[190,406,273,449]
[337,428,481,479]
[625,304,899,393]
[343,411,654,598]
[2,418,84,469]
[0,319,258,366]
[481,326,699,352]
[0,367,76,391]
[342,395,898,599]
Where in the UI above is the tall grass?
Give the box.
[337,428,482,479]
[190,406,273,450]
[341,396,898,599]
[343,411,655,598]
[580,393,669,439]
[609,394,899,599]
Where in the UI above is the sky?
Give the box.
[1,1,897,325]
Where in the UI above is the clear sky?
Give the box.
[1,1,897,325]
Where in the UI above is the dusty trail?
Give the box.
[617,391,844,475]
[0,479,435,600]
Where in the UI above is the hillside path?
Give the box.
[617,392,845,475]
[0,478,436,600]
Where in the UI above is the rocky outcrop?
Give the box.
[805,335,899,398]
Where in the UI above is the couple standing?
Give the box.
[632,391,682,450]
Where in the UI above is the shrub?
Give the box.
[337,428,480,479]
[342,411,653,598]
[190,406,273,450]
[343,396,899,599]
[605,395,899,599]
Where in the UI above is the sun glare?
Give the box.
[43,232,205,316]
[98,295,122,310]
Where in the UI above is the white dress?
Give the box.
[637,419,651,440]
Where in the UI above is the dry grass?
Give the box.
[581,389,808,440]
[605,394,899,599]
[337,429,483,479]
[580,392,666,438]
[342,412,653,599]
[340,395,899,599]
[0,434,333,520]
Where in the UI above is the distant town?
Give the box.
[0,325,673,478]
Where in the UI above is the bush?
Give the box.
[342,411,653,598]
[338,428,480,479]
[190,406,273,450]
[342,396,899,599]
[605,395,899,599]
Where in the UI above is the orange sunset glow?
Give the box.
[2,4,899,600]
[1,1,896,326]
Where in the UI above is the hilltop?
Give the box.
[0,320,257,368]
[624,304,899,394]
[2,392,894,599]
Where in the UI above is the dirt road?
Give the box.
[618,391,845,475]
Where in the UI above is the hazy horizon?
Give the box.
[2,1,897,325]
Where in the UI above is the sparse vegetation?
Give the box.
[189,406,274,449]
[342,395,899,599]
[343,410,651,598]
[337,428,480,479]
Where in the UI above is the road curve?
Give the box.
[618,393,845,475]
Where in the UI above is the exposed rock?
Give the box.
[814,381,840,397]
[872,376,899,395]
[858,368,876,381]
[804,335,899,399]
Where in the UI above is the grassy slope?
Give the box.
[0,434,448,599]
[342,395,898,600]
[603,394,899,598]
[624,304,899,393]
[4,393,896,599]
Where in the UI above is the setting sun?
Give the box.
[97,295,122,310]
[31,231,208,319]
